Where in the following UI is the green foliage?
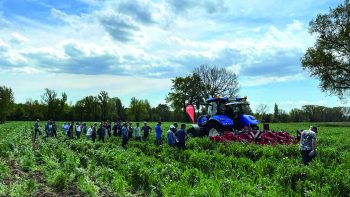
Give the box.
[1,122,350,196]
[0,86,14,122]
[77,175,99,197]
[48,169,68,190]
[9,179,38,197]
[127,97,150,121]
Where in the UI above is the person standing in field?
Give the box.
[106,120,111,138]
[68,121,74,139]
[98,124,105,142]
[76,122,81,139]
[112,122,118,137]
[300,126,317,165]
[86,125,93,140]
[33,119,41,140]
[141,122,151,141]
[167,125,177,147]
[82,123,87,135]
[175,124,188,150]
[91,123,97,143]
[44,120,52,140]
[155,122,163,146]
[128,122,134,139]
[51,121,57,138]
[61,122,66,135]
[134,122,141,141]
[173,123,178,130]
[121,122,129,147]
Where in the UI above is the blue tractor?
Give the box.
[186,96,259,137]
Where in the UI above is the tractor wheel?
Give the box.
[205,122,222,137]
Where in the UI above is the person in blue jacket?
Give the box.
[176,124,188,150]
[155,122,163,146]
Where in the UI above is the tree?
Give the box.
[302,0,350,99]
[166,73,204,121]
[273,103,280,122]
[127,97,148,121]
[289,108,307,122]
[113,97,126,121]
[0,86,15,123]
[194,65,239,99]
[41,88,59,119]
[255,104,270,122]
[153,104,171,122]
[98,91,109,120]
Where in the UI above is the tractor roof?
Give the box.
[206,97,248,103]
[205,97,229,103]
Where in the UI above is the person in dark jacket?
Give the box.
[175,124,188,150]
[92,123,97,143]
[141,122,152,141]
[44,120,52,140]
[121,122,129,148]
[51,121,57,138]
[98,124,105,142]
[112,122,118,137]
[33,119,41,140]
[68,122,74,139]
[128,122,134,139]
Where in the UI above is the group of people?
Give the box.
[33,119,318,164]
[33,120,189,149]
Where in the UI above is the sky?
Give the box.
[0,0,346,112]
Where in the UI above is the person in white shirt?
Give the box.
[86,126,93,140]
[76,123,82,139]
[62,122,67,135]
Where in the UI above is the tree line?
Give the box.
[3,88,183,122]
[254,103,350,123]
[1,85,349,123]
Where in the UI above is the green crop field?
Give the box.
[0,122,350,196]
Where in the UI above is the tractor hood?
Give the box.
[211,115,234,126]
[240,115,259,126]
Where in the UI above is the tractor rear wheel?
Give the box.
[205,122,222,137]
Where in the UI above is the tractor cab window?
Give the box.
[208,102,217,116]
[232,105,242,114]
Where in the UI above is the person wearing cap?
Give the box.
[167,125,177,146]
[175,124,188,150]
[134,122,141,141]
[300,126,317,165]
[141,122,152,141]
[155,122,163,146]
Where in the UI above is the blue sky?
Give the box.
[0,0,345,112]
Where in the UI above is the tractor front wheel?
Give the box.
[205,122,222,137]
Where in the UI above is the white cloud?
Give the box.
[241,73,306,87]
